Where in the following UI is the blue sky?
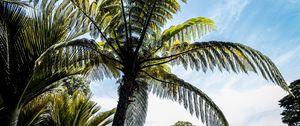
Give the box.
[90,0,300,126]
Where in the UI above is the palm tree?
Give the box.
[49,91,115,126]
[37,91,115,126]
[0,1,109,125]
[68,0,290,126]
[15,90,115,126]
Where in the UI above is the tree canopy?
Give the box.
[173,121,194,126]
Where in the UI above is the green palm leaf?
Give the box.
[49,91,115,126]
[142,41,289,92]
[18,94,52,126]
[23,38,121,106]
[161,17,215,43]
[141,65,228,126]
[0,1,115,125]
[86,108,116,126]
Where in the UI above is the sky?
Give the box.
[90,0,300,126]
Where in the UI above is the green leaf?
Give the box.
[143,66,228,126]
[161,17,215,43]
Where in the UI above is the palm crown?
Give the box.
[0,0,290,126]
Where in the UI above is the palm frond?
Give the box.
[141,66,228,126]
[70,0,120,39]
[3,0,31,7]
[0,8,9,97]
[49,91,114,126]
[22,38,121,105]
[125,0,185,38]
[161,17,215,43]
[140,17,215,61]
[29,0,92,41]
[0,0,29,104]
[18,93,53,126]
[86,108,116,126]
[142,41,289,92]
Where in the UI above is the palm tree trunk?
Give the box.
[112,75,137,126]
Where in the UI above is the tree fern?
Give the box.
[70,0,290,126]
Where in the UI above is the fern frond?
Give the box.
[87,108,116,126]
[161,17,215,43]
[142,41,289,92]
[18,93,53,126]
[48,91,114,126]
[141,66,228,126]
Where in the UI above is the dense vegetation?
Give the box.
[0,0,290,126]
[173,121,194,126]
[0,1,113,125]
[279,79,300,126]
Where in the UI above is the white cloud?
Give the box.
[275,44,300,66]
[210,85,286,126]
[209,0,249,35]
[91,96,117,111]
[248,111,285,126]
[146,95,205,126]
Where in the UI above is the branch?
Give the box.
[141,46,204,63]
[141,70,175,85]
[96,50,123,64]
[113,30,122,51]
[134,0,157,59]
[141,56,179,69]
[120,0,130,49]
[128,9,133,46]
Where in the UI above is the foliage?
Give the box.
[0,0,290,126]
[70,0,290,126]
[53,75,91,95]
[173,121,194,126]
[0,0,104,125]
[16,91,115,126]
[279,79,300,126]
[42,91,115,126]
[17,94,52,126]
